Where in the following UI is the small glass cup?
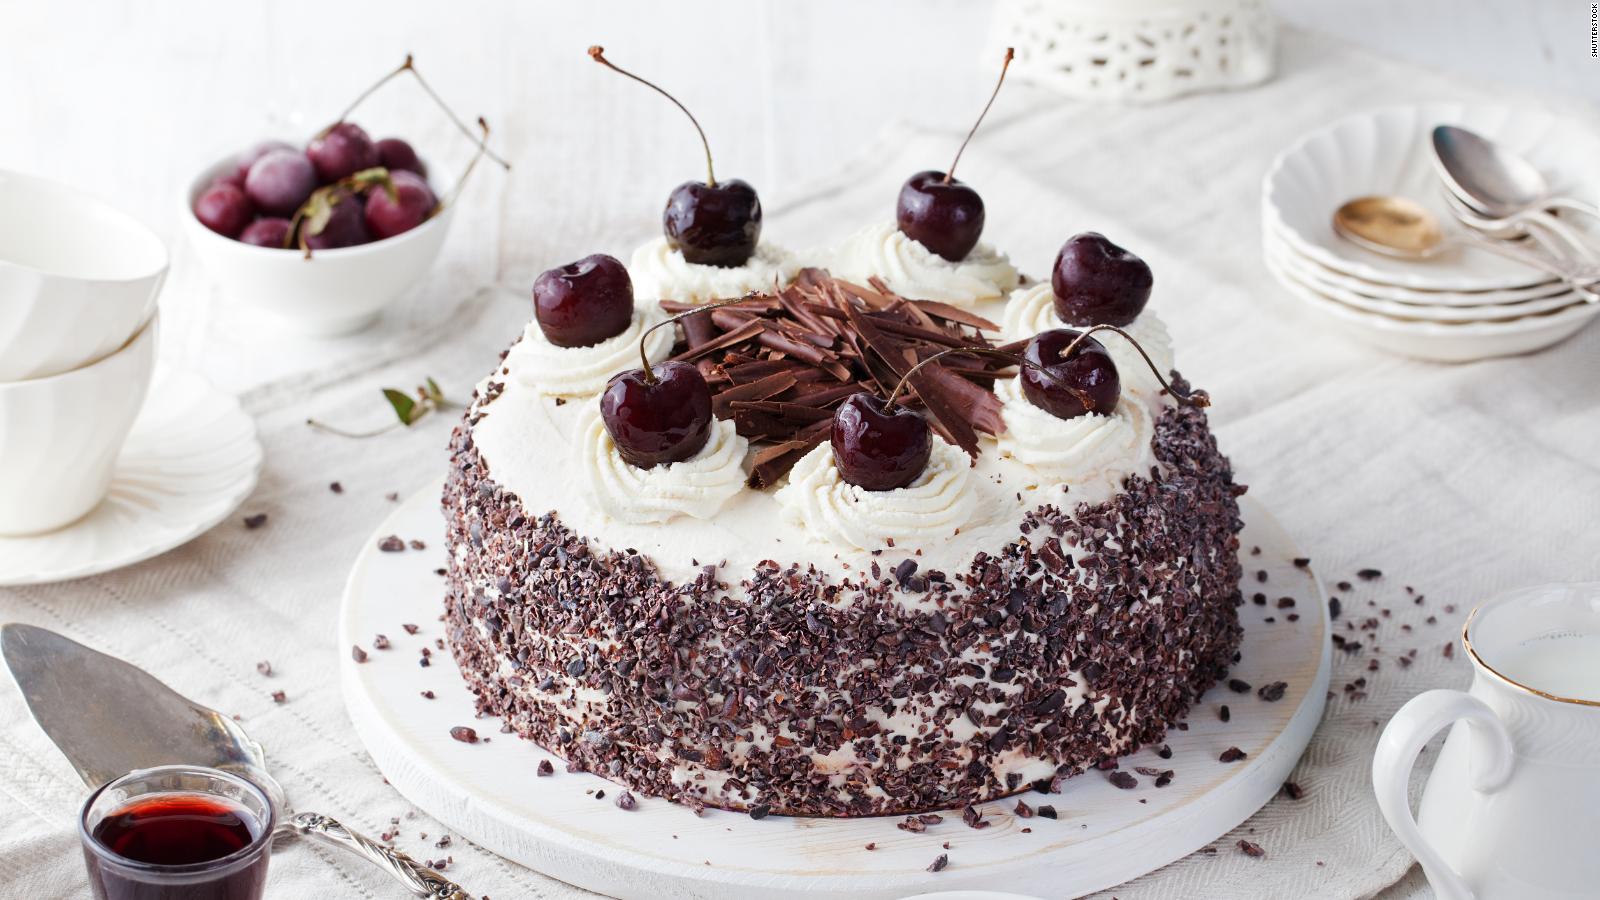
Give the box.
[79,764,276,900]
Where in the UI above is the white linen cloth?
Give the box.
[3,26,1598,900]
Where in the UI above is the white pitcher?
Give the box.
[1373,582,1600,899]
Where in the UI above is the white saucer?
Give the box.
[0,367,262,586]
[1265,234,1587,322]
[340,487,1329,900]
[1262,104,1600,293]
[1266,250,1600,362]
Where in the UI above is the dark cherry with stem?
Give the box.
[831,393,933,492]
[1052,232,1153,327]
[598,296,753,468]
[589,46,761,268]
[896,47,1013,263]
[533,253,634,348]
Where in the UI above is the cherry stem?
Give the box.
[1058,325,1211,408]
[944,47,1013,185]
[446,117,493,208]
[335,53,511,171]
[884,346,1095,412]
[635,295,756,384]
[304,418,403,439]
[589,45,717,187]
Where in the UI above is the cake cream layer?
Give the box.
[468,302,1178,588]
[444,373,1244,817]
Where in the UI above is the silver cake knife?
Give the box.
[1,623,470,900]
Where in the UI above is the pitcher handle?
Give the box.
[1373,689,1515,900]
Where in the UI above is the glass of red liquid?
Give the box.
[78,765,276,900]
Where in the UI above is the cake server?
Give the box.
[1,622,471,900]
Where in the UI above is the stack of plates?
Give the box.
[1262,105,1600,362]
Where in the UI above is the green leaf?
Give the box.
[424,377,445,405]
[382,388,419,426]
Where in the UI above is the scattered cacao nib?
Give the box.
[748,803,771,820]
[378,535,406,552]
[1281,781,1305,800]
[1156,745,1173,759]
[616,791,637,810]
[962,805,989,829]
[420,690,435,699]
[402,623,420,635]
[449,726,479,744]
[537,760,554,776]
[329,481,343,493]
[243,513,268,529]
[1155,773,1173,788]
[1292,557,1310,569]
[373,634,391,650]
[1014,799,1034,818]
[386,491,399,502]
[1257,681,1288,702]
[594,790,605,800]
[864,842,876,851]
[270,690,286,704]
[1227,678,1252,693]
[1329,597,1342,620]
[1357,568,1382,580]
[409,539,427,551]
[1037,804,1058,819]
[1276,597,1295,609]
[1256,570,1267,583]
[350,645,368,663]
[255,660,272,677]
[1238,839,1265,858]
[1443,643,1455,659]
[1108,771,1138,790]
[1337,580,1353,591]
[1219,704,1231,723]
[927,853,948,873]
[1219,746,1247,763]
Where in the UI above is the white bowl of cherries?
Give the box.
[182,57,503,336]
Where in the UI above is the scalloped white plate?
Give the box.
[1265,250,1600,362]
[340,488,1328,899]
[1265,232,1588,322]
[1262,104,1600,293]
[0,367,262,586]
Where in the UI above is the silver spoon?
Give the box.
[1432,125,1600,221]
[1431,125,1598,259]
[1331,195,1599,302]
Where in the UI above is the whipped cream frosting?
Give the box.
[993,375,1157,495]
[1000,282,1177,402]
[509,306,673,398]
[578,408,749,525]
[628,237,797,304]
[774,436,977,553]
[821,221,1019,307]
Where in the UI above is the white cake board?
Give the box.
[339,486,1329,899]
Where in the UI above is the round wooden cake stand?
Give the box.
[340,485,1329,899]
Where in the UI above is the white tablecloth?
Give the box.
[3,20,1599,900]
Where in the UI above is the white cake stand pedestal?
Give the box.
[339,487,1329,899]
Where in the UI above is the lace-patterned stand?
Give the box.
[340,486,1329,899]
[991,0,1277,103]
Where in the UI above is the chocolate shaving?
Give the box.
[659,268,1011,482]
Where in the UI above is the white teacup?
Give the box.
[0,170,166,381]
[1374,582,1600,899]
[0,313,158,535]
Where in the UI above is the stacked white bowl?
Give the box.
[1262,105,1600,362]
[0,171,166,535]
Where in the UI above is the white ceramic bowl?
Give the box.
[182,149,455,336]
[1262,104,1600,293]
[0,170,166,381]
[0,313,158,535]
